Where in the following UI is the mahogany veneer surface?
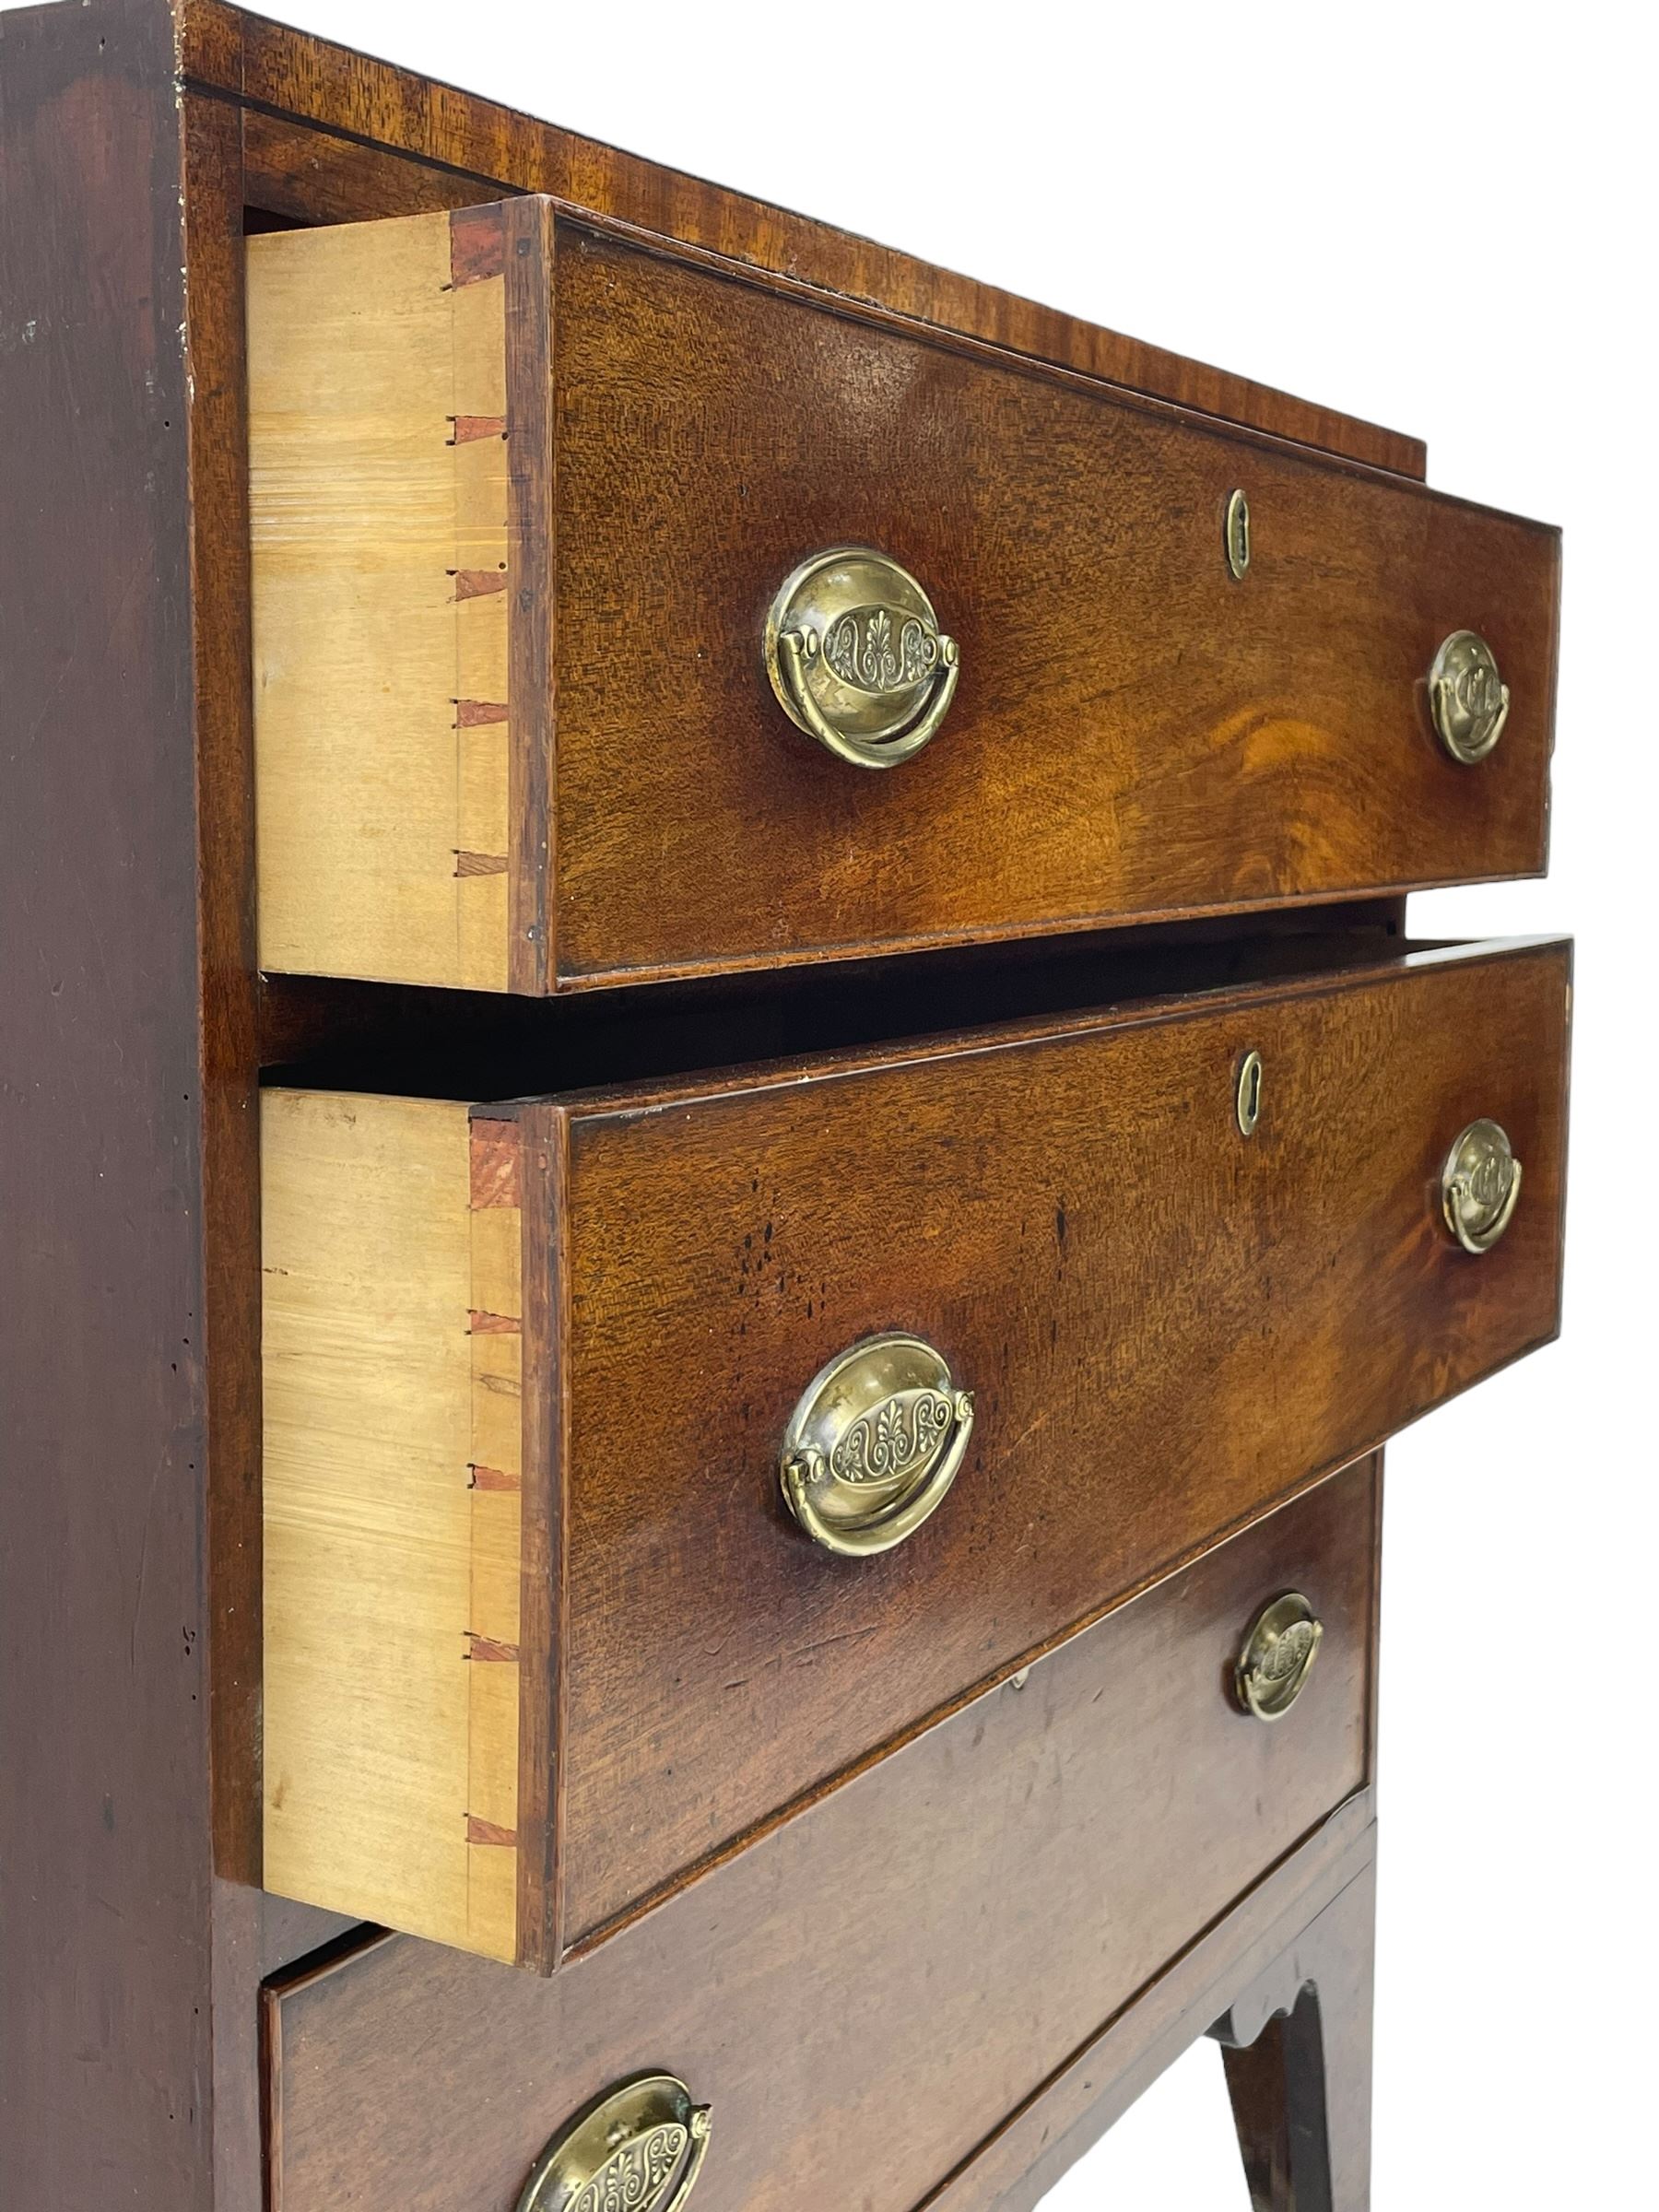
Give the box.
[0,6,1571,2207]
[262,935,1567,1968]
[247,202,1558,994]
[265,1460,1378,2212]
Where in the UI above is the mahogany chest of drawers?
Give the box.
[1,4,1570,2209]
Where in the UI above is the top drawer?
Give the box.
[247,200,1559,994]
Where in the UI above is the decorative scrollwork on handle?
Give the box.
[831,1388,954,1484]
[1429,629,1510,763]
[765,547,960,769]
[571,2124,687,2212]
[1441,1117,1523,1253]
[822,605,941,693]
[516,2077,712,2212]
[780,1333,974,1557]
[1236,1593,1324,1723]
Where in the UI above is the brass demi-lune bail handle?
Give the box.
[764,546,960,769]
[515,2075,712,2212]
[1430,629,1511,763]
[780,1332,974,1557]
[1235,1593,1324,1723]
[1441,1117,1523,1254]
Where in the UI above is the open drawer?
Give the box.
[248,201,1558,994]
[261,935,1568,1965]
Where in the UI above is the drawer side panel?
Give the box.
[262,1091,522,1960]
[249,208,516,991]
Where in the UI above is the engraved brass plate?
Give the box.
[1224,488,1251,580]
[1429,629,1510,763]
[1236,1592,1323,1723]
[516,2075,712,2212]
[764,546,960,768]
[1441,1116,1523,1253]
[780,1331,974,1557]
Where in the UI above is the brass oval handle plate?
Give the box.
[1236,1592,1324,1723]
[515,2075,712,2212]
[764,546,960,769]
[1429,629,1510,763]
[1441,1116,1523,1254]
[780,1332,974,1557]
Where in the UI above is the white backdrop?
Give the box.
[24,0,1650,2196]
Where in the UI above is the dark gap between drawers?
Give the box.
[260,904,1418,1097]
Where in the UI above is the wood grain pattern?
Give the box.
[924,1839,1377,2212]
[247,209,1556,994]
[1210,1859,1378,2210]
[540,936,1567,1945]
[0,4,226,2202]
[183,0,1425,478]
[249,206,514,990]
[182,32,276,1936]
[261,1091,523,1960]
[4,7,1570,2206]
[260,935,1566,1963]
[265,1461,1377,2211]
[546,224,1554,988]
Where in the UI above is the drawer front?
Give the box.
[249,203,1558,995]
[262,937,1567,1967]
[265,1461,1378,2212]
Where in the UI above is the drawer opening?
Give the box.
[259,909,1431,1100]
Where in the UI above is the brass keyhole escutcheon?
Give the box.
[780,1332,975,1557]
[1236,1593,1323,1722]
[1441,1117,1523,1253]
[1236,1049,1264,1136]
[1224,488,1251,580]
[515,2075,712,2212]
[764,546,960,769]
[1429,629,1510,763]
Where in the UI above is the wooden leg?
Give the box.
[1206,1858,1376,2212]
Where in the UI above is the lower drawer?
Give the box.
[265,1457,1377,2212]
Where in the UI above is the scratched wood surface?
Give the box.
[259,936,1566,1965]
[536,935,1567,1945]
